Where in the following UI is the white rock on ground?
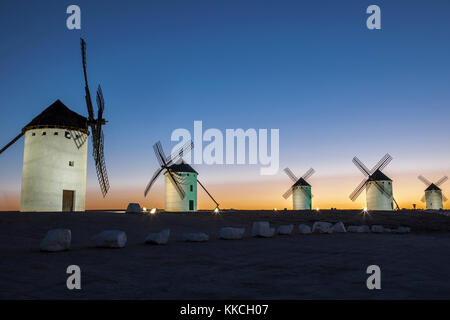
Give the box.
[312,222,333,234]
[251,221,275,238]
[347,225,370,233]
[393,226,411,234]
[298,224,312,234]
[184,232,209,242]
[219,227,245,240]
[126,203,141,213]
[40,229,71,252]
[91,230,127,248]
[145,229,170,245]
[277,225,294,235]
[371,225,384,233]
[332,221,346,233]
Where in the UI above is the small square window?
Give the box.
[32,133,36,136]
[42,132,46,136]
[54,132,58,136]
[65,131,71,139]
[69,161,74,167]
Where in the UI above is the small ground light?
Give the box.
[363,207,368,213]
[142,207,147,212]
[150,208,157,214]
[316,208,320,212]
[214,207,220,213]
[273,208,277,212]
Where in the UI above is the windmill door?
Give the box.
[189,200,194,211]
[62,190,75,212]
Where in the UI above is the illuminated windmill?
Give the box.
[144,141,219,212]
[282,167,315,210]
[349,153,398,211]
[0,38,109,212]
[418,175,448,210]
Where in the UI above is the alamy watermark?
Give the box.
[170,121,279,175]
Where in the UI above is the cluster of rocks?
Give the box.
[39,221,411,252]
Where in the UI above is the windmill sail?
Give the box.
[80,38,110,197]
[0,132,24,155]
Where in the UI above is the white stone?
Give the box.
[277,225,294,235]
[91,230,127,248]
[145,229,170,245]
[332,221,346,233]
[298,224,312,234]
[312,222,333,234]
[371,225,384,233]
[184,232,209,242]
[251,221,275,238]
[40,229,71,252]
[393,226,411,234]
[347,225,370,233]
[219,227,245,240]
[126,203,141,213]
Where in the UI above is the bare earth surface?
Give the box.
[1,210,450,300]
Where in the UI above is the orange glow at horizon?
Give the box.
[0,171,448,211]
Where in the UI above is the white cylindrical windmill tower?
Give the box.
[425,184,443,210]
[164,162,198,212]
[350,154,396,211]
[366,170,394,211]
[282,167,315,210]
[418,175,448,210]
[292,178,312,210]
[20,100,89,212]
[144,141,220,212]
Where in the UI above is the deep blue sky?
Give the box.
[0,0,449,209]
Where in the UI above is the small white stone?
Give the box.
[312,222,333,234]
[251,222,275,238]
[371,225,384,233]
[347,225,370,233]
[91,230,127,248]
[126,203,141,213]
[332,221,346,233]
[145,229,170,245]
[360,225,370,233]
[393,226,411,234]
[277,225,294,235]
[40,229,71,252]
[219,227,245,240]
[184,232,209,242]
[298,224,312,234]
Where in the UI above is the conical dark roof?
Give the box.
[167,162,198,174]
[22,100,88,134]
[368,169,392,181]
[425,183,441,191]
[293,177,311,187]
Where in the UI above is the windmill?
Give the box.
[282,167,315,210]
[0,38,109,212]
[418,175,448,210]
[349,153,398,211]
[144,141,219,212]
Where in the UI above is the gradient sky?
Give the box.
[0,0,449,210]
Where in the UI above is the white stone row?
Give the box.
[39,222,412,252]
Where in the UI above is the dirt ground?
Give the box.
[1,210,450,299]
